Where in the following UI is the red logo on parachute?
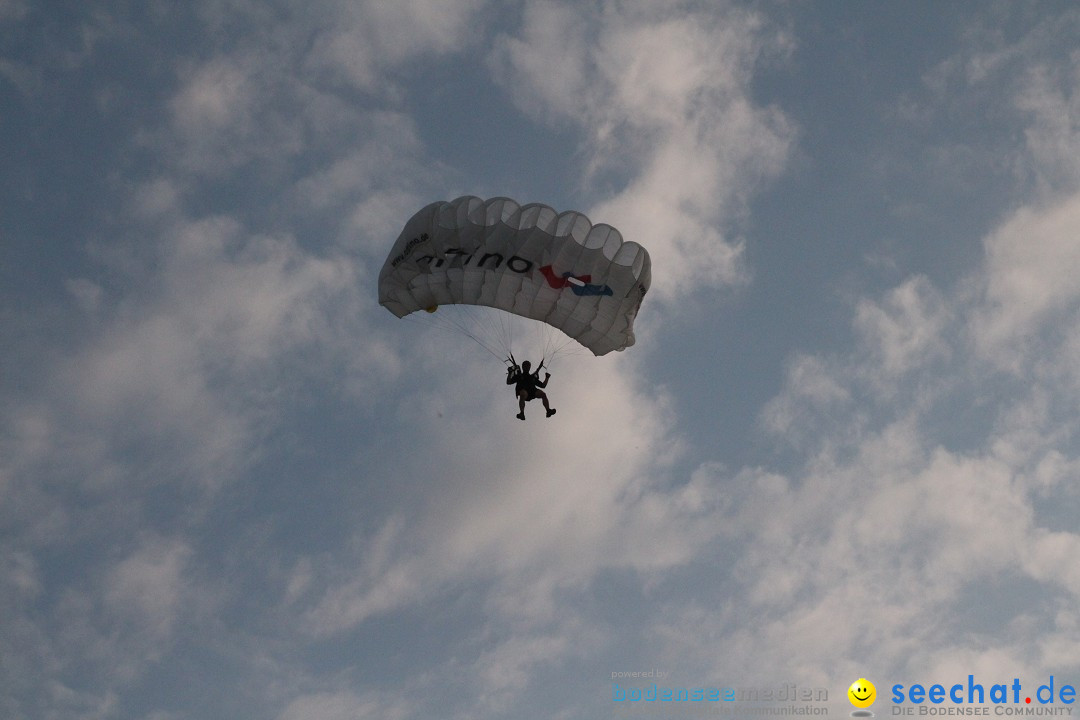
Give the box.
[539,265,614,296]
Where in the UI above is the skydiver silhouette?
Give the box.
[506,360,555,420]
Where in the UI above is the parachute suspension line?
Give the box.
[404,306,507,363]
[534,321,587,372]
[453,306,512,363]
[471,304,518,364]
[404,301,588,369]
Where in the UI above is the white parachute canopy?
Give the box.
[378,196,651,357]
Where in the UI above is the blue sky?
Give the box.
[4,1,1080,718]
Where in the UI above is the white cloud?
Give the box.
[728,35,1080,666]
[688,418,1074,686]
[0,0,28,21]
[160,0,487,182]
[474,631,574,710]
[490,0,795,301]
[277,690,409,720]
[1,549,42,600]
[920,8,1080,200]
[487,1,591,123]
[855,275,951,380]
[170,56,253,135]
[304,0,489,92]
[164,50,307,176]
[760,353,853,441]
[724,204,1080,691]
[300,351,730,670]
[970,193,1080,375]
[1025,530,1080,597]
[0,537,196,716]
[301,519,430,634]
[1016,57,1080,193]
[55,218,372,489]
[288,111,442,255]
[104,536,192,648]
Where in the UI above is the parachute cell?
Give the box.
[378,196,651,356]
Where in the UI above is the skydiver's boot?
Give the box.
[546,408,556,417]
[517,412,526,420]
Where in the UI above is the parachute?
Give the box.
[378,196,651,358]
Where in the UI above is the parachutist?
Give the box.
[506,360,555,420]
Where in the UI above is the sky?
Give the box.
[3,1,1080,718]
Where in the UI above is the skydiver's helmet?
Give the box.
[521,361,531,372]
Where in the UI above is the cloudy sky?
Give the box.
[4,1,1080,718]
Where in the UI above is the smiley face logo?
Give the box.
[848,678,876,708]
